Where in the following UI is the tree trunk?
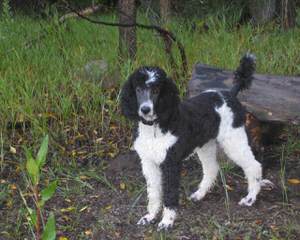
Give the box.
[248,0,276,25]
[189,63,300,125]
[118,0,137,61]
[280,0,296,29]
[160,0,171,24]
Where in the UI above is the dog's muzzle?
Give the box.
[138,102,157,125]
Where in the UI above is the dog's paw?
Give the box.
[239,195,256,206]
[260,179,275,188]
[189,190,205,202]
[157,207,176,231]
[137,214,155,226]
[157,220,173,231]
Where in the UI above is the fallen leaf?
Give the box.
[89,194,100,199]
[255,219,263,225]
[225,184,234,191]
[59,237,69,240]
[79,206,89,212]
[288,179,300,185]
[60,206,76,213]
[79,175,89,180]
[85,229,92,236]
[104,205,112,211]
[9,146,16,154]
[110,124,117,130]
[120,182,126,190]
[10,184,17,190]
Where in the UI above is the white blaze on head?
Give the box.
[145,70,157,84]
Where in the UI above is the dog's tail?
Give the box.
[230,53,256,97]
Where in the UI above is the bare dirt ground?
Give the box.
[1,144,299,240]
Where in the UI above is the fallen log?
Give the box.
[189,63,300,125]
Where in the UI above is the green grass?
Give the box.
[1,10,300,238]
[1,13,300,157]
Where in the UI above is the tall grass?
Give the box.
[1,11,300,165]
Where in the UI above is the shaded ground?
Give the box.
[1,146,299,240]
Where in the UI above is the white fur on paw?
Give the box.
[137,214,155,226]
[239,195,256,206]
[260,179,274,188]
[157,220,174,231]
[189,190,205,202]
[157,207,176,231]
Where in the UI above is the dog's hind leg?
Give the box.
[137,160,162,225]
[217,126,263,206]
[189,140,219,201]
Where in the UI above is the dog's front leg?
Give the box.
[137,160,162,226]
[158,154,182,231]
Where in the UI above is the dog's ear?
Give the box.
[156,76,180,121]
[120,72,139,121]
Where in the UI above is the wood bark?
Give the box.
[280,0,296,29]
[118,0,137,60]
[160,0,171,24]
[189,63,300,125]
[248,0,276,25]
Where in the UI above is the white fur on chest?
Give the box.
[134,122,178,165]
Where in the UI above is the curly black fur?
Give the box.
[231,53,256,97]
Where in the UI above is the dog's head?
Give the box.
[120,66,180,125]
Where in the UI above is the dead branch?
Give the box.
[59,4,103,24]
[65,4,188,78]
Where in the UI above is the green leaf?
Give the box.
[26,157,39,184]
[36,135,49,168]
[42,212,56,240]
[41,181,57,204]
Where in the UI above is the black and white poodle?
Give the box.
[120,54,272,231]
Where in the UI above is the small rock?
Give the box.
[84,59,108,82]
[83,59,120,89]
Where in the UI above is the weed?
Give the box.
[20,135,57,240]
[219,167,231,220]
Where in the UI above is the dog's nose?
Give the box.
[141,106,151,115]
